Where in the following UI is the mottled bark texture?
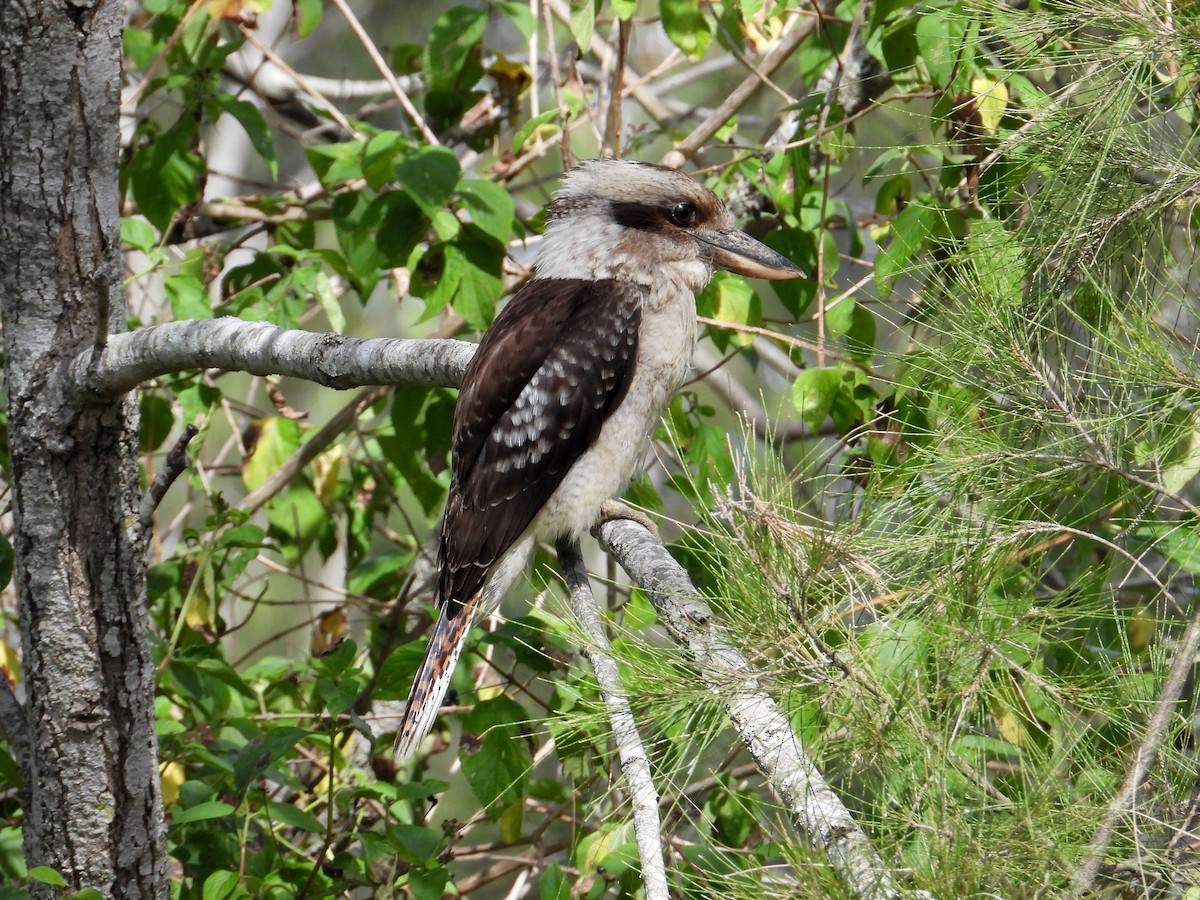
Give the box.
[0,0,168,895]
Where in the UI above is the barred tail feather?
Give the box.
[394,600,476,759]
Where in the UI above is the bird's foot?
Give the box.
[591,500,660,541]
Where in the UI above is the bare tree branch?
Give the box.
[60,319,476,401]
[557,539,670,900]
[139,424,200,541]
[1069,593,1200,896]
[594,517,933,900]
[661,1,838,169]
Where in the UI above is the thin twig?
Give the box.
[237,26,359,137]
[601,18,631,157]
[1069,593,1200,896]
[139,424,200,541]
[556,539,670,900]
[325,0,438,145]
[545,0,673,126]
[661,2,837,169]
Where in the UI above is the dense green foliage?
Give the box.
[5,0,1200,896]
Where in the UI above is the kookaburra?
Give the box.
[395,158,803,757]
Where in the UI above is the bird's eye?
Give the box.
[670,202,698,227]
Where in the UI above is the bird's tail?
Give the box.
[394,599,476,759]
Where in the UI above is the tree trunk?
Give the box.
[0,0,167,895]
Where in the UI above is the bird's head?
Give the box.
[535,158,805,291]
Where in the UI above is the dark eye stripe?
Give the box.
[609,199,707,231]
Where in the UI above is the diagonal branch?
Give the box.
[660,0,838,169]
[595,517,933,900]
[557,539,670,900]
[59,319,476,402]
[1069,592,1200,896]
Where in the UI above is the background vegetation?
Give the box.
[4,0,1200,896]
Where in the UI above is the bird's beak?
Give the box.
[692,228,806,281]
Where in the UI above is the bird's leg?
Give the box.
[592,499,660,541]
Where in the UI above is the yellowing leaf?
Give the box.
[1126,604,1156,650]
[0,639,19,685]
[310,607,349,657]
[1163,419,1200,494]
[160,761,185,807]
[312,447,344,504]
[971,76,1008,135]
[712,275,756,347]
[183,583,215,629]
[242,417,302,492]
[995,709,1025,747]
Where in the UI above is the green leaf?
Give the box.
[611,0,636,18]
[306,140,367,187]
[569,0,594,53]
[202,870,248,900]
[172,800,237,824]
[874,201,937,297]
[421,234,504,329]
[27,867,66,887]
[408,867,451,900]
[139,393,176,453]
[215,97,277,179]
[493,0,536,38]
[457,179,515,245]
[512,108,562,154]
[825,296,856,339]
[459,696,531,814]
[914,10,965,88]
[967,219,1024,307]
[661,0,713,59]
[121,217,159,253]
[129,122,204,231]
[792,367,843,432]
[764,228,817,317]
[164,272,212,320]
[0,533,13,592]
[391,824,445,865]
[373,641,428,702]
[539,861,570,900]
[701,271,757,348]
[264,483,327,556]
[377,192,427,266]
[394,146,462,216]
[424,5,489,93]
[264,800,323,834]
[231,726,310,797]
[294,0,323,37]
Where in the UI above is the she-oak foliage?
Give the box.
[1,0,1199,896]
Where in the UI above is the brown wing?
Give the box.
[438,278,644,614]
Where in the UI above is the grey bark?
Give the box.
[0,0,167,895]
[61,318,478,400]
[556,540,670,900]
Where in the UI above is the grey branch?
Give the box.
[1069,593,1200,896]
[595,517,930,900]
[61,319,477,401]
[139,424,199,542]
[557,539,671,900]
